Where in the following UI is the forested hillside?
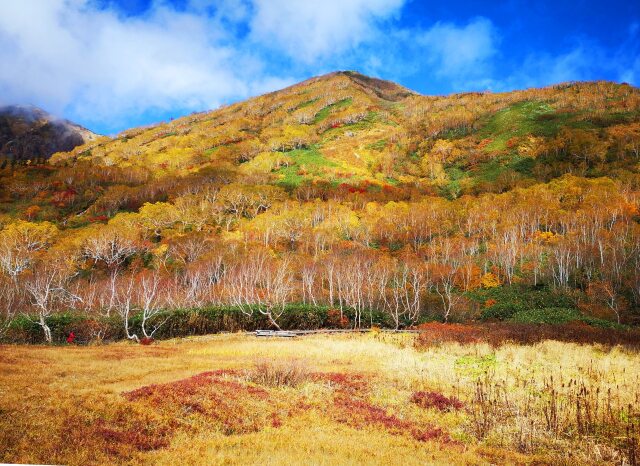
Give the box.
[1,71,640,342]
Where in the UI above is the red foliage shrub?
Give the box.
[506,137,520,148]
[326,309,350,328]
[333,396,448,443]
[313,371,450,444]
[51,188,77,206]
[124,370,272,435]
[124,370,250,402]
[411,391,464,412]
[334,396,410,430]
[482,322,640,349]
[414,322,640,350]
[478,138,493,149]
[63,319,110,344]
[411,427,446,442]
[415,322,482,347]
[96,421,169,453]
[270,413,282,428]
[59,410,171,461]
[139,337,154,345]
[312,372,369,394]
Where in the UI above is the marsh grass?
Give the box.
[1,333,639,465]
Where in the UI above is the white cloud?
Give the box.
[420,19,496,74]
[349,17,499,92]
[415,18,498,85]
[620,59,639,86]
[249,0,405,63]
[0,0,292,132]
[409,18,638,93]
[503,30,639,91]
[514,46,597,88]
[0,0,410,132]
[617,24,639,86]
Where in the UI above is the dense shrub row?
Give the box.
[2,305,396,345]
[1,286,633,345]
[3,302,636,347]
[472,285,578,321]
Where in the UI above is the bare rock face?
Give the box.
[0,105,98,162]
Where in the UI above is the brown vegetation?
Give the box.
[1,332,638,465]
[414,321,640,349]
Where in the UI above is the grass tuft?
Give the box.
[248,359,310,388]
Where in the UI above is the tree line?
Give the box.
[1,174,638,342]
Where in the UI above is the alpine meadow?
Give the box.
[1,1,640,464]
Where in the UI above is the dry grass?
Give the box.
[1,332,639,465]
[247,359,311,388]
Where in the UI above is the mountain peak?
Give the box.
[338,71,419,101]
[293,70,418,102]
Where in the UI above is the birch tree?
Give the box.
[225,250,293,330]
[23,262,80,343]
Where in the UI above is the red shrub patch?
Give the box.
[412,427,446,442]
[312,372,369,394]
[415,322,481,347]
[478,138,493,149]
[139,337,154,345]
[326,309,350,328]
[270,413,283,428]
[411,391,464,412]
[58,407,172,461]
[414,322,640,350]
[333,396,448,443]
[124,370,272,435]
[124,370,251,402]
[65,319,108,344]
[312,371,450,444]
[96,421,169,453]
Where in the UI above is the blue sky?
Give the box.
[1,0,638,135]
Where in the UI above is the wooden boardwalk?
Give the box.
[254,329,420,338]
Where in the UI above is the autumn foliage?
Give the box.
[0,73,639,342]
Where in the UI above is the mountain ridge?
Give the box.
[0,105,97,163]
[48,72,639,198]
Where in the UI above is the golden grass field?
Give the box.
[1,332,639,465]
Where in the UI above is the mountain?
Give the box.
[50,71,640,197]
[51,71,423,186]
[0,105,97,163]
[1,71,640,329]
